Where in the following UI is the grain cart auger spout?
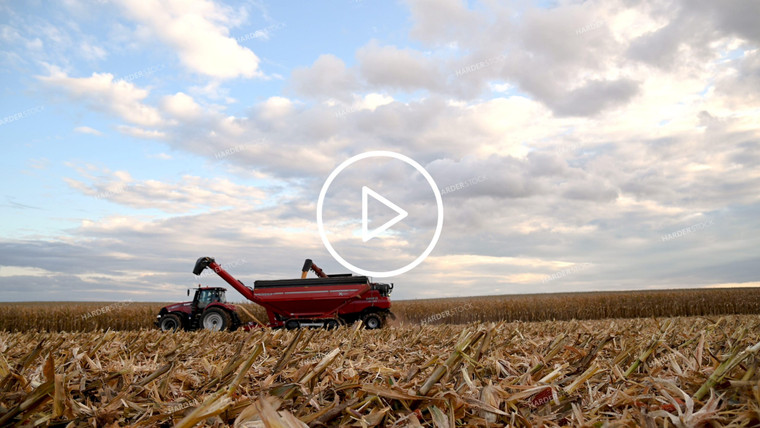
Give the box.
[156,256,394,332]
[301,259,327,278]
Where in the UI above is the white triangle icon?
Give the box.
[362,186,408,242]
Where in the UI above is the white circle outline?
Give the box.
[317,151,444,278]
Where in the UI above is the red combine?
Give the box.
[155,257,394,331]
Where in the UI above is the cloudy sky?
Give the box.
[1,0,758,302]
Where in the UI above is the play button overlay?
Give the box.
[362,186,408,242]
[317,151,444,277]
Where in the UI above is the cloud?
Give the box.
[289,1,641,116]
[0,199,332,301]
[550,78,640,117]
[39,70,163,127]
[715,49,760,105]
[357,42,445,92]
[626,0,760,69]
[114,0,261,79]
[258,96,294,121]
[146,93,564,180]
[74,126,103,136]
[161,92,202,119]
[64,166,268,213]
[405,0,485,45]
[117,125,166,139]
[79,41,107,61]
[290,54,360,101]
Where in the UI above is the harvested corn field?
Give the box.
[1,316,760,426]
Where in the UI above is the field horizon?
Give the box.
[4,284,759,304]
[2,286,759,333]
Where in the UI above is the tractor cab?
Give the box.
[156,286,241,332]
[193,287,227,311]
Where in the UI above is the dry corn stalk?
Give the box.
[418,329,485,396]
[624,320,674,377]
[0,314,758,426]
[693,339,760,400]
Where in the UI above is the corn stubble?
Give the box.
[1,316,759,427]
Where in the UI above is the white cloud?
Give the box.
[114,0,261,79]
[79,41,107,61]
[39,70,163,126]
[117,125,166,139]
[258,96,294,121]
[359,93,393,110]
[65,166,268,213]
[0,266,54,277]
[161,92,202,119]
[74,126,103,136]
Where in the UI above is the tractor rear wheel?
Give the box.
[159,314,182,332]
[202,308,231,331]
[362,313,383,329]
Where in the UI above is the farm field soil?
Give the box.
[1,315,759,426]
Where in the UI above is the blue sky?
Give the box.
[1,0,759,302]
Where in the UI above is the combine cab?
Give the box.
[156,257,394,331]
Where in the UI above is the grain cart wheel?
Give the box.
[362,313,383,329]
[285,320,300,330]
[159,314,182,332]
[324,319,339,330]
[202,308,231,331]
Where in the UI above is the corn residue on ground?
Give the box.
[1,315,759,426]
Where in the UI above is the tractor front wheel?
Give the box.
[159,314,182,332]
[201,308,231,331]
[362,313,383,329]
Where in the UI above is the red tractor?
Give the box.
[155,257,394,331]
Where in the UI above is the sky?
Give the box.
[1,0,758,302]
